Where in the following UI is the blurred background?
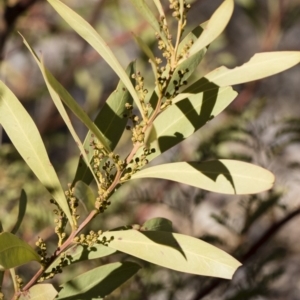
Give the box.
[1,0,300,299]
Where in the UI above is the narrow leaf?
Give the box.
[56,262,140,299]
[0,232,40,269]
[11,190,27,234]
[142,217,173,232]
[22,39,110,152]
[41,59,111,152]
[72,62,135,186]
[101,230,241,278]
[0,81,73,225]
[131,160,275,194]
[204,51,300,86]
[22,35,98,187]
[137,84,237,162]
[189,0,234,56]
[19,284,57,300]
[47,0,143,115]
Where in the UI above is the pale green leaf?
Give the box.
[204,51,300,86]
[47,0,142,115]
[21,35,98,187]
[46,244,116,272]
[27,48,110,152]
[41,59,111,152]
[129,0,169,46]
[56,262,140,299]
[142,217,173,232]
[189,0,234,56]
[101,230,241,278]
[64,244,116,263]
[11,190,27,235]
[72,62,135,186]
[19,284,57,300]
[138,85,237,162]
[0,232,40,269]
[131,160,275,194]
[0,81,73,225]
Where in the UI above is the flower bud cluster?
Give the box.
[95,193,111,213]
[90,139,124,212]
[156,32,172,65]
[65,185,79,228]
[38,253,67,282]
[132,73,150,118]
[50,198,68,246]
[156,64,169,92]
[169,0,191,24]
[121,147,156,182]
[178,39,194,61]
[73,230,103,247]
[15,275,23,290]
[35,237,49,266]
[124,99,147,145]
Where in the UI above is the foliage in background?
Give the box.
[3,1,299,300]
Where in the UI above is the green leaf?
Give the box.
[19,284,57,300]
[138,84,237,162]
[47,0,142,116]
[0,81,73,226]
[73,181,96,207]
[46,244,116,272]
[131,160,275,194]
[101,230,241,278]
[11,190,27,235]
[56,262,140,299]
[129,0,169,46]
[41,59,111,151]
[204,51,300,86]
[0,232,40,269]
[189,0,234,56]
[142,217,173,232]
[72,62,135,186]
[21,35,98,187]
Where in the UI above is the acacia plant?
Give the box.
[0,0,299,299]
